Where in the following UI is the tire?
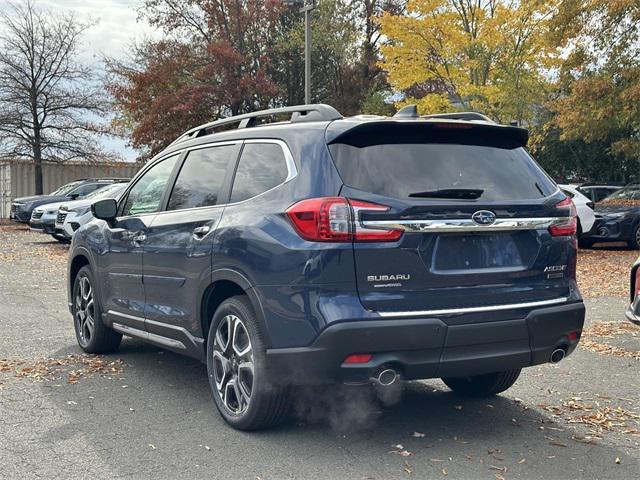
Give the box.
[441,369,521,397]
[72,266,122,354]
[206,295,290,430]
[628,225,640,250]
[52,233,70,244]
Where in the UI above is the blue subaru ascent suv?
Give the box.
[67,104,585,430]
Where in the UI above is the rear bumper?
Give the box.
[265,301,585,385]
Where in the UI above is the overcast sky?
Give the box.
[0,0,159,160]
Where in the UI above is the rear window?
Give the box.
[329,143,556,201]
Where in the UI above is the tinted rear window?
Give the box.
[167,145,235,210]
[329,143,556,201]
[230,143,288,203]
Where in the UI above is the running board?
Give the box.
[112,322,187,350]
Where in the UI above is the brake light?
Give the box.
[634,268,640,298]
[285,197,403,242]
[285,197,351,241]
[349,199,403,242]
[549,197,577,236]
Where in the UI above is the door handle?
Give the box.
[132,233,147,244]
[192,225,211,239]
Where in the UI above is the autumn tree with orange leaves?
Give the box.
[107,0,401,159]
[106,0,284,158]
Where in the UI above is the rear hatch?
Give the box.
[327,120,575,315]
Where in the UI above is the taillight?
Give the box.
[285,197,403,242]
[285,197,351,241]
[634,268,640,298]
[549,197,577,237]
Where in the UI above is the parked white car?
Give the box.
[29,201,67,241]
[55,182,128,239]
[559,184,596,241]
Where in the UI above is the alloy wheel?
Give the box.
[75,276,95,345]
[212,314,254,415]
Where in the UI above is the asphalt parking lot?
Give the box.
[1,223,638,480]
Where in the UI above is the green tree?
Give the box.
[549,0,640,178]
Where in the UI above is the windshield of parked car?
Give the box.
[49,181,82,196]
[601,188,640,202]
[84,183,127,200]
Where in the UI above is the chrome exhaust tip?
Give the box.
[550,348,566,364]
[371,368,398,387]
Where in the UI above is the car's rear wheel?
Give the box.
[72,266,122,353]
[441,369,521,397]
[628,225,640,250]
[207,295,290,430]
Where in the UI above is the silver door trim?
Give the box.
[375,297,569,318]
[112,322,187,350]
[361,217,564,233]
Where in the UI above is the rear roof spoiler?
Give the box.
[326,120,529,149]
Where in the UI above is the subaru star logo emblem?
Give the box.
[471,210,496,225]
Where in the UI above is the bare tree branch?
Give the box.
[0,0,114,193]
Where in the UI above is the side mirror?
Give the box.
[91,198,118,222]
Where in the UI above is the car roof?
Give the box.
[154,104,528,164]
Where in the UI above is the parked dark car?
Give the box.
[67,104,585,430]
[10,178,129,223]
[625,257,640,325]
[580,185,640,249]
[626,258,640,326]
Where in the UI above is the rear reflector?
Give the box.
[343,353,373,364]
[286,197,403,242]
[549,197,577,236]
[567,331,580,342]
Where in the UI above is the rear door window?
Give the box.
[230,143,288,203]
[167,145,236,211]
[329,143,556,201]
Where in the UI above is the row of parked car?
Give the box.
[12,177,640,250]
[559,183,640,249]
[10,178,129,242]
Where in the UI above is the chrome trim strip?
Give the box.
[376,297,569,318]
[107,310,145,323]
[145,318,203,345]
[112,322,187,350]
[361,217,563,233]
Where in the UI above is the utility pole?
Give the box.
[285,0,316,104]
[304,4,311,104]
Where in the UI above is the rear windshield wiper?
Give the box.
[408,188,484,199]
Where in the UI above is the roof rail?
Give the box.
[423,112,495,123]
[172,104,343,145]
